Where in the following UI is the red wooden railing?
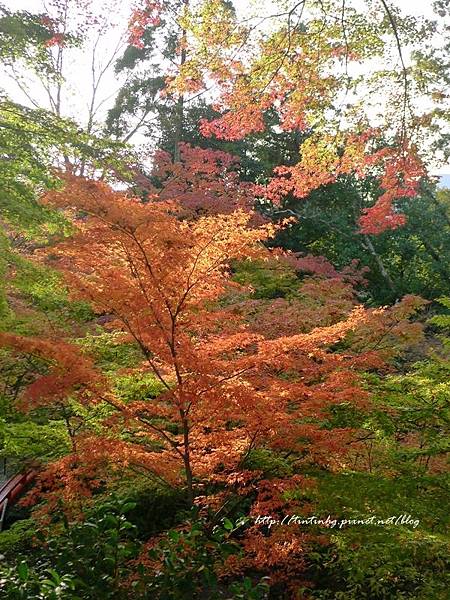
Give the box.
[0,471,36,531]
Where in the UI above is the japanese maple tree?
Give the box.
[0,174,369,502]
[0,171,426,517]
[128,0,441,234]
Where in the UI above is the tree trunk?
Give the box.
[418,236,450,280]
[181,413,194,505]
[173,0,188,163]
[361,234,396,294]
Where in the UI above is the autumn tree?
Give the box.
[1,0,130,131]
[124,1,450,233]
[0,5,136,509]
[0,3,447,595]
[106,0,185,150]
[270,176,450,303]
[112,0,450,309]
[0,170,427,523]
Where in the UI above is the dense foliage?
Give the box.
[0,1,448,599]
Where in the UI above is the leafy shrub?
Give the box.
[76,332,142,371]
[114,373,166,403]
[305,531,450,599]
[300,472,450,599]
[110,476,189,539]
[428,297,450,331]
[242,448,294,478]
[12,258,93,322]
[0,518,37,559]
[232,259,299,299]
[0,497,139,599]
[134,517,269,599]
[0,562,77,600]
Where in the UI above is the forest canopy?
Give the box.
[0,1,449,599]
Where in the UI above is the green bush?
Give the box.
[110,476,188,539]
[242,448,294,478]
[0,519,37,559]
[134,517,269,600]
[232,259,299,299]
[76,332,142,371]
[305,531,449,599]
[0,562,77,600]
[299,471,450,599]
[0,498,139,599]
[114,373,166,403]
[12,258,93,322]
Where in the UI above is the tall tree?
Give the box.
[0,174,426,512]
[149,0,447,231]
